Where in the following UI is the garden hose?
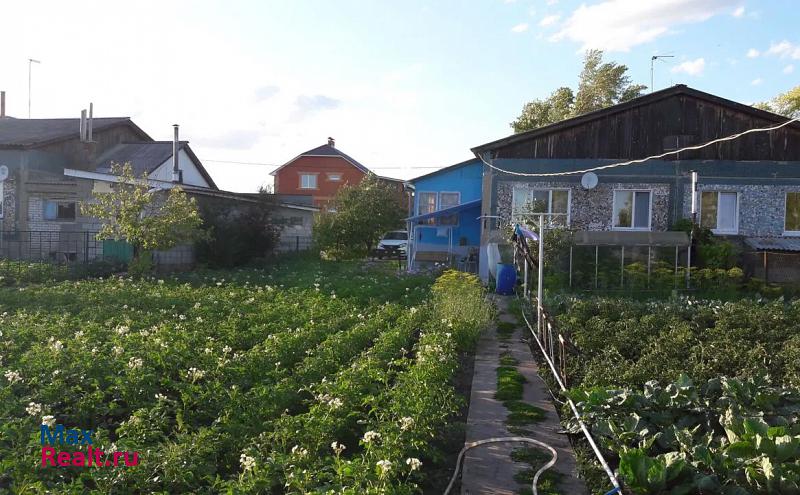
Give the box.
[443,436,557,495]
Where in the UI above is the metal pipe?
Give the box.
[537,213,544,332]
[87,103,93,142]
[172,125,181,183]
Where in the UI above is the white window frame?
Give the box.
[698,190,739,235]
[417,191,437,225]
[511,186,571,227]
[327,173,342,182]
[612,189,652,231]
[299,173,318,189]
[784,191,800,236]
[438,191,461,226]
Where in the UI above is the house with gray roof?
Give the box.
[0,97,218,263]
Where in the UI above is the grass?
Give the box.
[497,321,516,340]
[496,366,526,401]
[504,400,546,426]
[512,447,564,495]
[499,352,518,367]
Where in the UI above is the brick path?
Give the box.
[460,296,587,495]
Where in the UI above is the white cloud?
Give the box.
[746,48,760,58]
[671,58,706,76]
[546,0,559,4]
[511,22,529,33]
[784,64,795,74]
[765,40,800,59]
[732,5,745,17]
[551,0,733,52]
[751,77,763,86]
[539,14,561,27]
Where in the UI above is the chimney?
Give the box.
[87,103,94,141]
[172,124,182,183]
[80,109,87,141]
[328,136,335,147]
[1,91,5,118]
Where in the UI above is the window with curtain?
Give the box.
[300,174,317,189]
[511,186,570,226]
[438,192,460,226]
[417,192,437,225]
[701,191,738,233]
[612,190,651,229]
[786,192,800,233]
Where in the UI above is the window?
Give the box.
[299,174,317,189]
[417,192,436,225]
[289,216,304,227]
[43,201,76,221]
[327,173,342,182]
[439,192,460,226]
[700,191,738,234]
[612,190,651,230]
[511,186,570,227]
[786,192,800,234]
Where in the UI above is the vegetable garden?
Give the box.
[0,259,493,494]
[543,296,800,494]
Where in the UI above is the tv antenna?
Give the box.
[650,55,673,92]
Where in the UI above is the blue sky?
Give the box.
[1,0,798,191]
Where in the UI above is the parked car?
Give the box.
[375,230,408,259]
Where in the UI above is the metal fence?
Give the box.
[0,230,127,283]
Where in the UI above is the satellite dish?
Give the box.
[581,172,598,190]
[0,165,8,181]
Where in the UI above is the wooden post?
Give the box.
[763,251,769,283]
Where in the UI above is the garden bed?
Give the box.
[0,260,492,493]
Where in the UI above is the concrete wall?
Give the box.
[273,205,315,252]
[1,178,16,231]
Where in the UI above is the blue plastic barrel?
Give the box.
[495,263,517,295]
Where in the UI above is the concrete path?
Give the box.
[460,296,587,495]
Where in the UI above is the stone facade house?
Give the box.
[470,85,800,281]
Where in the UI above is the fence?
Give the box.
[0,230,128,283]
[276,235,313,253]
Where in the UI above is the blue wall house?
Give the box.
[406,159,482,270]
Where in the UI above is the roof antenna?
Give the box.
[650,55,674,92]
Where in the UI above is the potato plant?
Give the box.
[0,261,491,494]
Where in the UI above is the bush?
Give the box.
[195,191,281,268]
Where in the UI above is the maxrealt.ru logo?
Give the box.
[40,424,139,467]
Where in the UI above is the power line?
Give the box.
[201,158,442,170]
[477,116,800,177]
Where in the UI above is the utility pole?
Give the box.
[650,55,673,92]
[28,58,41,118]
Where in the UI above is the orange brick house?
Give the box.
[271,138,407,210]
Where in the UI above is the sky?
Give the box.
[1,0,798,192]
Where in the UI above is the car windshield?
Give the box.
[383,232,407,240]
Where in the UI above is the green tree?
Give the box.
[313,174,404,258]
[754,85,800,118]
[81,162,205,261]
[195,187,280,267]
[511,49,646,133]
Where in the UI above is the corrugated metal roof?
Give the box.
[0,117,136,148]
[572,230,690,247]
[745,237,800,252]
[405,199,481,222]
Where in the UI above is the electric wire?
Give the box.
[477,116,800,177]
